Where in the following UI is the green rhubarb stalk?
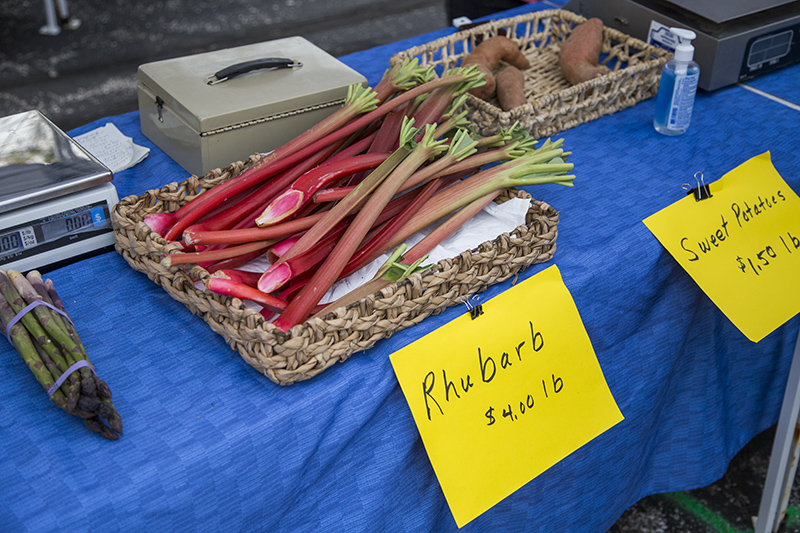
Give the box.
[272,120,448,331]
[432,96,470,139]
[312,129,532,204]
[394,127,477,192]
[373,58,436,103]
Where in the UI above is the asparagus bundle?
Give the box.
[0,268,122,441]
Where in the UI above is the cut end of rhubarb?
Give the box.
[144,213,176,237]
[255,190,304,227]
[257,263,293,293]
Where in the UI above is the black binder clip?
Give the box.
[683,171,712,202]
[464,295,484,320]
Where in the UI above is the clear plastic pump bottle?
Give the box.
[653,28,700,136]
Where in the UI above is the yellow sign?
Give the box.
[643,152,800,342]
[390,265,624,528]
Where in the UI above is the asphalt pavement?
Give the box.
[1,1,798,532]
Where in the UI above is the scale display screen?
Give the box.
[0,201,112,266]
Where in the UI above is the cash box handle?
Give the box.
[206,58,302,85]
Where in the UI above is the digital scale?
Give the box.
[0,110,119,273]
[563,0,800,90]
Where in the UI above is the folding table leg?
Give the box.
[39,0,61,35]
[55,0,81,30]
[754,327,800,533]
[39,0,81,35]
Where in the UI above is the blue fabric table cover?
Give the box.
[2,4,800,532]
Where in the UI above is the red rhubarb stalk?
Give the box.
[254,152,391,227]
[326,129,378,162]
[380,148,574,254]
[272,120,448,331]
[211,269,262,287]
[270,141,412,265]
[257,226,345,293]
[182,138,345,235]
[183,183,417,248]
[205,277,287,314]
[205,249,270,274]
[155,85,381,241]
[311,189,502,319]
[162,240,276,268]
[266,236,301,263]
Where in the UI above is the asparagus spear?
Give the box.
[0,271,80,411]
[0,289,70,411]
[26,271,97,396]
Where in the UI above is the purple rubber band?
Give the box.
[47,360,95,398]
[4,300,73,344]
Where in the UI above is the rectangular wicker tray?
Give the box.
[389,9,670,139]
[111,156,560,385]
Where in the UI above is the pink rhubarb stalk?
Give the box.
[257,226,345,293]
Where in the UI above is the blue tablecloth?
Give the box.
[2,4,800,532]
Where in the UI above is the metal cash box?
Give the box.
[137,37,367,176]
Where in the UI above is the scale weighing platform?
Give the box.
[0,110,119,273]
[563,0,800,90]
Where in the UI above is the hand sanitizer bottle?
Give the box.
[653,28,700,136]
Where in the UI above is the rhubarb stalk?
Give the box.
[271,119,448,331]
[254,152,390,227]
[153,84,381,241]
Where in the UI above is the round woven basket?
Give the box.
[111,156,560,385]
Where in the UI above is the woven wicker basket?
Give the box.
[111,156,560,385]
[389,9,670,138]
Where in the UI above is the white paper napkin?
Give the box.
[74,123,149,173]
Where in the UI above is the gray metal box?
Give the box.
[137,37,367,176]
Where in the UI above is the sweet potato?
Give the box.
[462,35,530,100]
[496,65,526,111]
[558,18,611,85]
